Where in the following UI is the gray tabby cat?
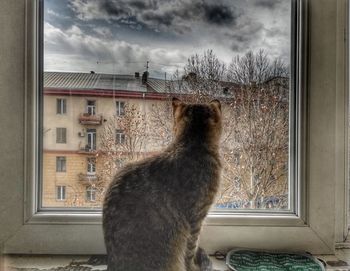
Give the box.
[103,98,222,271]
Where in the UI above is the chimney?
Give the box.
[90,71,95,74]
[135,72,140,78]
[142,71,149,84]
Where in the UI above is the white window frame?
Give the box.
[0,0,348,255]
[56,127,66,144]
[115,129,126,145]
[87,157,96,175]
[56,98,66,114]
[86,187,96,202]
[56,156,66,172]
[87,100,96,115]
[86,129,96,151]
[56,186,66,201]
[116,101,125,116]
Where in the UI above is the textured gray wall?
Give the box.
[0,0,25,257]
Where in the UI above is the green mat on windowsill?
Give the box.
[226,249,325,271]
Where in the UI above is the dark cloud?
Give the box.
[129,0,158,10]
[70,0,240,34]
[100,1,127,17]
[203,3,235,25]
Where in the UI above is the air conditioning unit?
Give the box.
[78,131,85,137]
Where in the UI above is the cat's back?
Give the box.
[102,151,189,271]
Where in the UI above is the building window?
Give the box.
[86,186,96,201]
[87,157,96,175]
[116,101,125,116]
[87,129,96,150]
[56,98,66,114]
[56,156,66,172]
[56,128,67,143]
[87,100,96,115]
[56,186,66,201]
[115,129,126,145]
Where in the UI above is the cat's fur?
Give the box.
[103,98,222,271]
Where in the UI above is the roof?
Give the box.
[44,72,147,92]
[43,72,288,100]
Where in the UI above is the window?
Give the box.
[56,156,66,172]
[40,0,296,211]
[56,128,66,144]
[116,101,125,116]
[87,100,96,115]
[86,186,96,202]
[87,157,96,175]
[87,129,96,150]
[1,0,344,257]
[56,186,66,201]
[56,98,66,114]
[115,129,126,145]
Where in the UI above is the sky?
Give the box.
[44,0,291,79]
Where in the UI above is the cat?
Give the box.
[103,97,222,271]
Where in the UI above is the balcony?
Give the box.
[78,145,97,154]
[78,173,98,184]
[79,113,103,125]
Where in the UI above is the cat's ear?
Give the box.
[210,99,221,112]
[172,97,183,114]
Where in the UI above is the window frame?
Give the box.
[56,156,66,173]
[56,186,66,201]
[86,128,96,151]
[56,98,66,115]
[86,187,97,202]
[56,127,67,144]
[1,0,347,255]
[115,129,126,145]
[87,157,96,175]
[86,100,96,115]
[116,100,125,116]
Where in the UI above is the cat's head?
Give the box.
[172,97,222,144]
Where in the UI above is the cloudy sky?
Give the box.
[44,0,291,79]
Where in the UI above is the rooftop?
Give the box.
[44,72,147,92]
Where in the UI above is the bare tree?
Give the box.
[153,49,289,209]
[217,81,289,209]
[82,103,149,206]
[227,49,289,85]
[171,49,227,101]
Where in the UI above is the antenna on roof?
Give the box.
[145,61,149,72]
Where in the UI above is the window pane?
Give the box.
[56,128,66,144]
[56,186,66,201]
[56,156,66,172]
[42,0,292,211]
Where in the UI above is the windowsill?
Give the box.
[3,251,350,271]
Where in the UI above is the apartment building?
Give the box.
[42,71,172,208]
[42,71,289,209]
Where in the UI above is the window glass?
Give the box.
[56,156,66,172]
[115,129,126,145]
[56,128,66,144]
[87,157,96,174]
[116,101,125,116]
[42,0,292,211]
[56,186,66,201]
[86,187,96,202]
[56,98,66,114]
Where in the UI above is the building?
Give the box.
[43,71,174,207]
[43,71,289,209]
